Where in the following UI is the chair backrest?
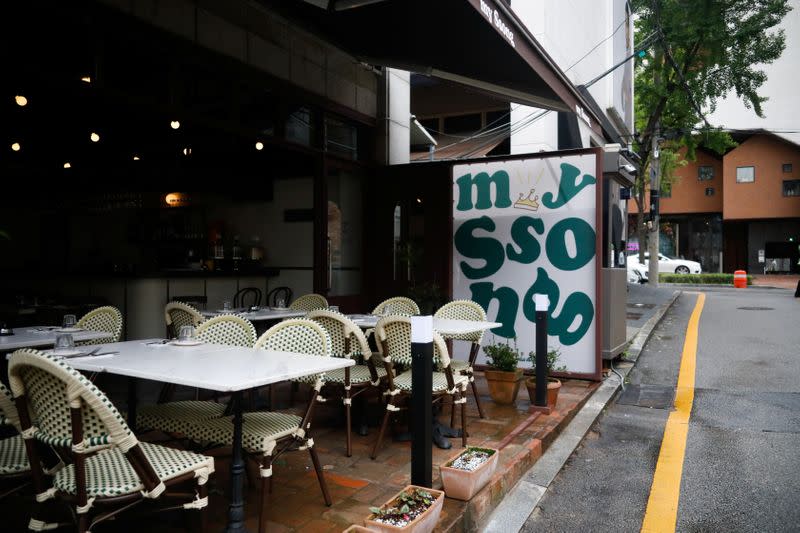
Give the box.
[171,295,207,310]
[0,381,21,432]
[254,318,332,356]
[76,306,123,345]
[266,286,293,308]
[374,316,449,369]
[233,287,262,309]
[165,301,204,337]
[306,310,370,359]
[434,300,488,343]
[8,349,164,498]
[288,293,329,312]
[196,314,257,347]
[371,296,420,316]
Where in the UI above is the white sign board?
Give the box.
[452,152,600,375]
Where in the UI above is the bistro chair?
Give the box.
[371,296,420,316]
[288,293,328,312]
[9,349,215,533]
[233,287,262,309]
[164,300,204,339]
[136,314,257,437]
[307,309,386,457]
[370,316,469,460]
[265,286,293,308]
[75,306,123,346]
[434,299,489,418]
[0,381,33,500]
[185,318,333,533]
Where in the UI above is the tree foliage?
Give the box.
[630,0,790,256]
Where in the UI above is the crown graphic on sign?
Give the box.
[514,188,540,211]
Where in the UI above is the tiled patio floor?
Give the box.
[1,372,598,532]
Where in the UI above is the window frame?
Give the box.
[782,179,800,197]
[698,165,714,181]
[736,166,755,183]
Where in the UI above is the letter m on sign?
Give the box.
[456,171,512,211]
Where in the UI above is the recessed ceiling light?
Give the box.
[64,162,71,169]
[90,132,100,142]
[183,147,192,156]
[11,142,21,152]
[416,198,422,203]
[255,141,264,151]
[81,76,92,83]
[171,120,181,130]
[133,155,140,161]
[15,95,27,107]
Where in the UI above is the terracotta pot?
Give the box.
[363,485,445,533]
[484,368,523,404]
[343,526,374,532]
[439,447,499,501]
[525,377,562,408]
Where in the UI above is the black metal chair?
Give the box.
[233,287,262,309]
[265,286,292,308]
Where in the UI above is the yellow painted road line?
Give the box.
[641,292,706,533]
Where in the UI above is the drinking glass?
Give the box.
[275,297,286,309]
[62,314,77,328]
[54,333,75,353]
[222,300,232,312]
[329,305,340,313]
[178,325,196,342]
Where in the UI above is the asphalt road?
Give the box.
[521,286,800,532]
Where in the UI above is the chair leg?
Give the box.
[371,403,394,460]
[258,456,273,533]
[308,442,332,506]
[78,514,89,533]
[461,391,468,447]
[345,388,353,457]
[450,396,456,428]
[470,376,486,419]
[195,477,209,533]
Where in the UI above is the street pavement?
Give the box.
[517,285,800,532]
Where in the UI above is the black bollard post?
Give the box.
[531,294,551,415]
[410,316,433,488]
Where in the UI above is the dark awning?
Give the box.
[261,0,604,133]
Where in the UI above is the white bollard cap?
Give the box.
[534,294,550,312]
[411,315,433,343]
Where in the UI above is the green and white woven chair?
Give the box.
[371,296,420,316]
[165,300,204,339]
[136,314,257,437]
[287,293,328,312]
[185,318,333,533]
[307,309,386,457]
[9,349,215,533]
[0,382,32,500]
[434,299,489,418]
[370,316,469,460]
[75,306,123,346]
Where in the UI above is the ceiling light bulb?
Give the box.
[416,198,422,203]
[133,155,140,161]
[64,162,71,169]
[171,120,181,130]
[255,141,264,151]
[183,147,191,156]
[15,95,27,107]
[90,132,100,142]
[11,142,21,152]
[81,76,92,83]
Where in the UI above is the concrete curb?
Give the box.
[479,290,682,533]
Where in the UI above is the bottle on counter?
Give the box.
[232,235,242,271]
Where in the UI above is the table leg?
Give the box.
[127,377,138,434]
[224,391,248,533]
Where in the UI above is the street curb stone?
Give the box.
[479,290,682,533]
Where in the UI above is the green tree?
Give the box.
[631,0,790,264]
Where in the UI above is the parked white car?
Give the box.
[627,252,702,275]
[627,261,649,283]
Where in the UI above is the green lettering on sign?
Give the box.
[456,171,513,211]
[545,218,595,271]
[506,216,545,264]
[470,282,517,338]
[523,268,594,346]
[541,163,596,209]
[453,217,505,279]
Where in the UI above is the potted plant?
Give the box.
[439,446,499,501]
[364,485,445,533]
[483,338,524,405]
[525,348,566,408]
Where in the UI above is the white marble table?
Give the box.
[201,308,305,322]
[0,326,113,351]
[347,315,502,336]
[64,338,352,533]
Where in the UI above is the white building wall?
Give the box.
[511,0,634,154]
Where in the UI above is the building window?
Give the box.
[705,187,715,196]
[783,179,800,197]
[736,166,755,183]
[698,166,714,181]
[783,163,793,173]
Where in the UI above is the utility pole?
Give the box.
[648,121,661,287]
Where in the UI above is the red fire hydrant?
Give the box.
[733,270,747,288]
